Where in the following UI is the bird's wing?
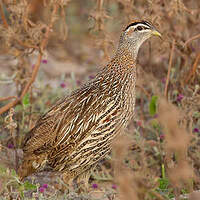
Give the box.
[22,96,73,154]
[22,69,121,156]
[22,81,111,155]
[47,83,124,171]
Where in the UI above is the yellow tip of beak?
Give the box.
[152,30,162,37]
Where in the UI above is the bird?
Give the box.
[18,20,161,188]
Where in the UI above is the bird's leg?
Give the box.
[62,173,74,191]
[76,170,91,192]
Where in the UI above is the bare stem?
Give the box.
[164,40,175,98]
[185,53,200,84]
[0,1,8,28]
[184,33,200,47]
[0,96,17,102]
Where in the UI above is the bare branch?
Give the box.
[164,40,175,98]
[0,1,8,28]
[0,96,17,102]
[184,33,200,47]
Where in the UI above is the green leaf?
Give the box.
[19,190,25,198]
[0,165,7,174]
[149,95,158,116]
[158,178,169,190]
[161,164,166,179]
[151,119,159,129]
[15,104,23,112]
[22,93,30,107]
[11,169,17,177]
[18,184,25,198]
[23,181,37,191]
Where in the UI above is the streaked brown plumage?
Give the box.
[18,20,161,185]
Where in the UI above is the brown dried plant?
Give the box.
[0,0,68,115]
[158,98,193,196]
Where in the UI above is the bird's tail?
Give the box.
[18,153,48,180]
[17,157,37,180]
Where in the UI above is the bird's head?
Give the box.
[118,20,161,58]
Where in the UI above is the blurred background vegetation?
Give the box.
[0,0,200,199]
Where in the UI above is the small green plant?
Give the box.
[22,93,30,108]
[155,164,174,199]
[0,164,37,198]
[149,95,158,116]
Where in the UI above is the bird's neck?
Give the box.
[112,46,137,72]
[106,48,137,91]
[116,38,141,61]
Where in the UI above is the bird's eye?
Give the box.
[137,26,143,31]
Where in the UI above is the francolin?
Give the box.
[18,20,161,187]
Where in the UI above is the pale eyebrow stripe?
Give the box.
[125,21,151,30]
[134,24,150,30]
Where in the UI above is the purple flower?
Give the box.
[39,187,45,193]
[92,183,98,189]
[137,121,142,127]
[76,80,81,86]
[60,82,66,88]
[42,59,48,64]
[89,75,95,80]
[193,128,199,133]
[154,114,158,118]
[32,64,35,69]
[160,134,165,140]
[177,94,184,102]
[8,143,14,149]
[161,78,166,84]
[42,184,48,189]
[112,184,117,189]
[191,46,195,52]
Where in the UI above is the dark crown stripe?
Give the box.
[125,21,152,30]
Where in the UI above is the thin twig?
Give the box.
[136,85,151,99]
[0,1,8,28]
[0,98,19,115]
[0,4,59,115]
[149,190,165,200]
[184,33,200,47]
[164,40,175,98]
[97,0,104,31]
[15,38,39,50]
[0,96,17,102]
[185,53,200,84]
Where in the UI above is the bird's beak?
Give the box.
[151,30,162,38]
